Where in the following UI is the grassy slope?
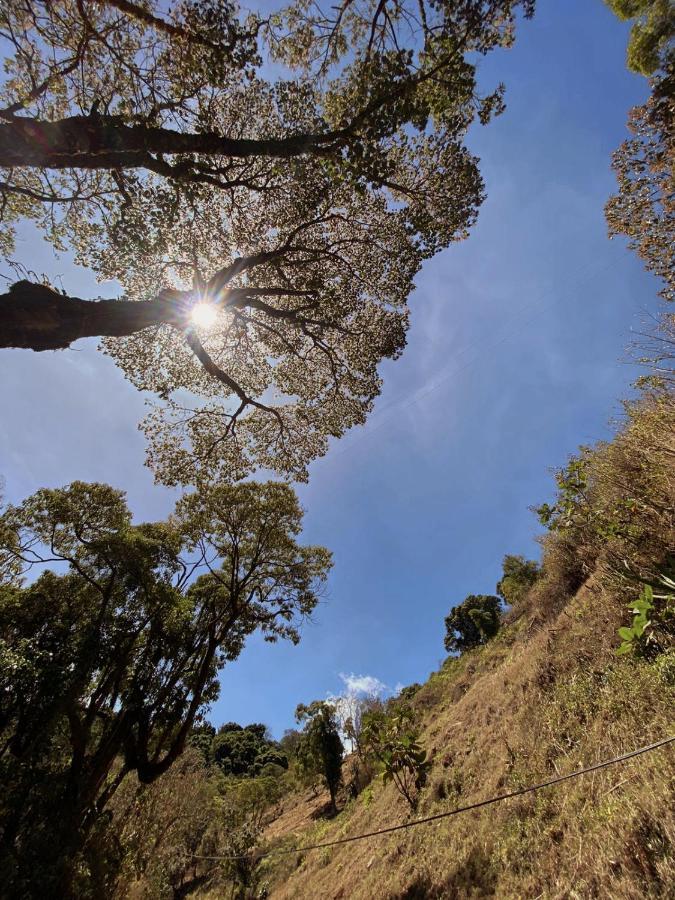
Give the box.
[257,581,675,898]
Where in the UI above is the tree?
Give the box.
[0,0,534,486]
[444,594,502,653]
[209,722,288,776]
[295,700,344,812]
[605,0,674,75]
[0,479,330,893]
[604,0,673,303]
[496,554,541,608]
[360,706,430,809]
[605,74,674,303]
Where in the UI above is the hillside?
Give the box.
[250,579,674,898]
[211,384,675,900]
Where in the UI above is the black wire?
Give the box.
[193,734,675,863]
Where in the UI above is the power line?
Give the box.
[193,733,675,863]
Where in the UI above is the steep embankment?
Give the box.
[258,580,674,898]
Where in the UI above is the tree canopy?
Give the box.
[0,0,534,486]
[209,722,288,776]
[605,0,674,75]
[603,0,673,305]
[444,593,502,653]
[0,479,330,892]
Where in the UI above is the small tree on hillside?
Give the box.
[210,723,287,776]
[295,701,343,813]
[444,594,502,654]
[496,555,541,609]
[360,707,430,810]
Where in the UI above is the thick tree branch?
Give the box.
[0,280,189,350]
[0,115,344,171]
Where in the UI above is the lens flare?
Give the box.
[191,303,218,328]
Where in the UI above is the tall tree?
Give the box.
[0,0,534,485]
[0,479,331,893]
[295,700,344,812]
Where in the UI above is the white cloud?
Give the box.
[338,672,388,698]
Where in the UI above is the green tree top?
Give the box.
[496,554,541,607]
[605,0,674,75]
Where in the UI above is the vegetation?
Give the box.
[204,723,288,777]
[605,0,673,302]
[444,593,503,653]
[496,554,541,610]
[605,0,674,75]
[0,0,533,487]
[360,706,431,810]
[295,701,344,814]
[0,3,673,898]
[0,480,330,894]
[235,384,675,899]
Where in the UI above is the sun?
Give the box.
[191,302,218,328]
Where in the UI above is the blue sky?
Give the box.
[0,1,660,737]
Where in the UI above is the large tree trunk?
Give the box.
[0,280,186,350]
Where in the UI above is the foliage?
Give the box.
[535,390,675,593]
[534,384,675,655]
[107,747,288,899]
[617,579,675,657]
[396,683,423,704]
[361,707,431,810]
[0,0,533,485]
[0,480,330,894]
[295,701,344,812]
[444,594,502,654]
[188,721,217,763]
[496,554,541,609]
[605,0,674,75]
[605,73,674,303]
[209,722,288,776]
[109,749,218,899]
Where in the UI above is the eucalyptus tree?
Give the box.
[0,479,331,891]
[0,0,534,485]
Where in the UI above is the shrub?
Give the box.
[496,555,541,610]
[361,708,431,810]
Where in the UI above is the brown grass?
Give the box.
[255,581,675,899]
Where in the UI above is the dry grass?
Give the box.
[255,581,675,899]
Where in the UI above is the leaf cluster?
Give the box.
[360,706,430,809]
